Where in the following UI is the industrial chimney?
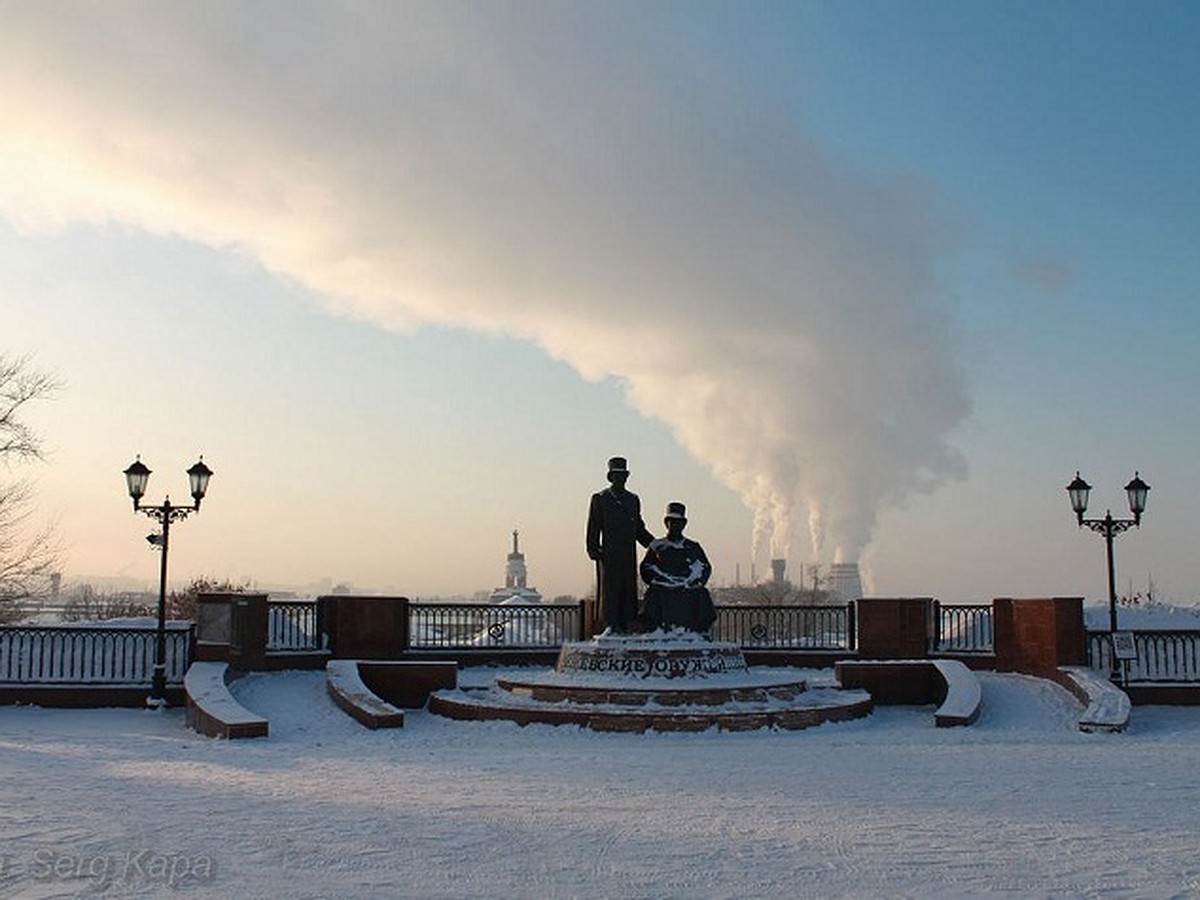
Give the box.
[770,558,787,587]
[827,562,863,603]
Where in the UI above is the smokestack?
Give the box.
[827,563,863,603]
[770,558,787,587]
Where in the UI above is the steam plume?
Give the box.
[0,5,969,564]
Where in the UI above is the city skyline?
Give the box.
[4,3,1199,603]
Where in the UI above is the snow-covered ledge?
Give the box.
[1058,666,1131,733]
[326,660,404,729]
[932,660,982,727]
[184,662,269,739]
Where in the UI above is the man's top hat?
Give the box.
[607,457,629,475]
[664,501,687,521]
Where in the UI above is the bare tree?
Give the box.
[0,354,61,617]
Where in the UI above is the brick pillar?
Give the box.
[993,597,1084,677]
[992,598,1015,672]
[855,598,933,659]
[227,593,269,670]
[322,596,410,659]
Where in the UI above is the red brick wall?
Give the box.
[856,598,932,659]
[320,596,410,659]
[227,593,270,669]
[993,597,1084,676]
[835,661,940,703]
[359,661,458,708]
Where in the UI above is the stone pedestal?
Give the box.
[429,632,872,732]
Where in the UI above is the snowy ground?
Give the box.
[2,669,1200,898]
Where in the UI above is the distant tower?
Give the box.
[827,563,863,604]
[505,530,527,589]
[770,558,787,587]
[490,530,541,604]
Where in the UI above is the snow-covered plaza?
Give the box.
[2,668,1199,898]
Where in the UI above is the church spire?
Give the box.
[505,528,527,588]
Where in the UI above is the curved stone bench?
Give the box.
[184,662,268,739]
[835,659,982,727]
[326,660,405,729]
[1058,666,1131,733]
[931,660,982,727]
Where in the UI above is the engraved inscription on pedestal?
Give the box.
[556,639,747,680]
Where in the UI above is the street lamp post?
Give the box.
[123,456,213,707]
[1066,471,1150,634]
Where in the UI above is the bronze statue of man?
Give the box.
[586,457,654,634]
[640,502,717,634]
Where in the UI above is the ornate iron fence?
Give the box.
[0,624,193,685]
[931,602,993,653]
[1087,630,1200,683]
[268,599,320,651]
[290,600,859,652]
[710,604,854,650]
[409,602,582,649]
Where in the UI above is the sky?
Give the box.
[2,2,1199,602]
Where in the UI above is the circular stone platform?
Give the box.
[429,632,872,733]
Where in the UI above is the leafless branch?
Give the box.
[0,354,62,615]
[0,353,62,462]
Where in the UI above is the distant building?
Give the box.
[826,563,864,604]
[711,558,846,607]
[488,530,542,605]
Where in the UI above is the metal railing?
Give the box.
[1087,630,1200,683]
[268,599,320,651]
[710,603,854,650]
[931,602,994,653]
[409,602,582,649]
[0,624,194,685]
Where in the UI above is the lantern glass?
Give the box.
[1125,472,1150,518]
[187,458,213,503]
[1066,472,1091,518]
[124,458,151,503]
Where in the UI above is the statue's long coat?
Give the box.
[586,487,653,630]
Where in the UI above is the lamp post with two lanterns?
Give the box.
[123,456,213,707]
[1065,471,1150,634]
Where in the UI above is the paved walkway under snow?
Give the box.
[1,670,1199,897]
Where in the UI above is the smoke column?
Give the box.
[0,5,970,564]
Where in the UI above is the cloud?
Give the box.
[0,3,969,563]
